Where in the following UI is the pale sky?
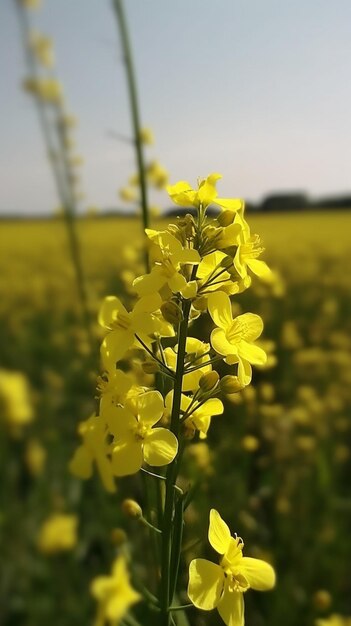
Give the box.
[1,0,351,215]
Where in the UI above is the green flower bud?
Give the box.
[220,375,245,394]
[199,371,220,392]
[161,301,183,325]
[217,210,235,227]
[121,499,142,519]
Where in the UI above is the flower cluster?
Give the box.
[71,173,275,626]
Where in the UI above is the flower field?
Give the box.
[1,210,350,626]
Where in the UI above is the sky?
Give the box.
[1,0,351,215]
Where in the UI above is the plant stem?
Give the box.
[112,0,150,269]
[15,1,94,350]
[159,298,192,626]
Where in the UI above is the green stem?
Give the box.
[159,298,192,626]
[15,2,94,350]
[112,0,150,270]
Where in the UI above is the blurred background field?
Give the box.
[1,211,351,625]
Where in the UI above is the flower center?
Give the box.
[110,312,131,331]
[241,234,264,260]
[132,421,148,441]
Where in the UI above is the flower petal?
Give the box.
[217,584,244,626]
[69,445,92,479]
[112,441,143,476]
[241,557,276,591]
[238,341,267,365]
[102,405,135,439]
[188,558,224,610]
[237,358,252,385]
[211,328,238,357]
[98,296,128,329]
[208,291,233,329]
[143,428,178,466]
[246,258,272,280]
[101,330,134,369]
[209,509,231,554]
[132,390,164,426]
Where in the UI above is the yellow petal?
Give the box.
[188,558,224,610]
[211,328,238,358]
[133,293,162,313]
[98,296,128,328]
[133,269,166,297]
[168,272,187,293]
[143,428,178,466]
[69,445,92,479]
[209,509,231,554]
[215,197,243,212]
[208,291,233,329]
[217,584,244,626]
[103,405,135,439]
[95,453,116,493]
[101,330,134,368]
[112,441,143,476]
[133,390,164,426]
[238,341,267,365]
[246,258,272,280]
[167,181,196,207]
[237,358,252,385]
[241,556,276,590]
[232,312,264,342]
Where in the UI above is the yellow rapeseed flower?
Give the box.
[99,294,161,370]
[37,513,78,554]
[29,32,54,68]
[208,291,266,385]
[188,509,275,626]
[91,554,141,626]
[102,391,178,476]
[0,369,34,430]
[316,616,351,626]
[233,212,271,281]
[139,127,154,145]
[69,415,116,493]
[166,391,223,439]
[164,337,212,391]
[167,173,243,212]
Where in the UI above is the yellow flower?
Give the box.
[133,230,200,298]
[0,369,34,430]
[99,294,161,370]
[139,127,154,145]
[164,337,212,391]
[146,160,169,188]
[29,32,54,68]
[167,173,243,212]
[119,187,137,203]
[23,77,62,103]
[37,513,78,554]
[188,509,275,626]
[316,616,351,626]
[91,555,141,626]
[69,415,116,493]
[208,291,266,385]
[103,391,178,476]
[233,213,271,281]
[25,438,46,476]
[21,0,41,8]
[97,368,133,409]
[196,251,244,296]
[165,391,223,439]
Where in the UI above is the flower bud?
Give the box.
[121,499,142,519]
[219,255,234,269]
[199,371,219,392]
[161,301,183,325]
[217,210,235,227]
[220,375,245,394]
[313,590,332,611]
[110,528,127,546]
[142,360,159,374]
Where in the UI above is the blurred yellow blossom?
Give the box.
[37,513,78,554]
[91,555,140,626]
[0,369,34,431]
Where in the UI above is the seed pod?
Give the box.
[199,371,220,392]
[121,499,142,519]
[161,301,183,325]
[220,375,245,394]
[217,210,235,227]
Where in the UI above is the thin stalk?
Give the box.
[15,1,93,349]
[159,297,192,626]
[112,0,150,269]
